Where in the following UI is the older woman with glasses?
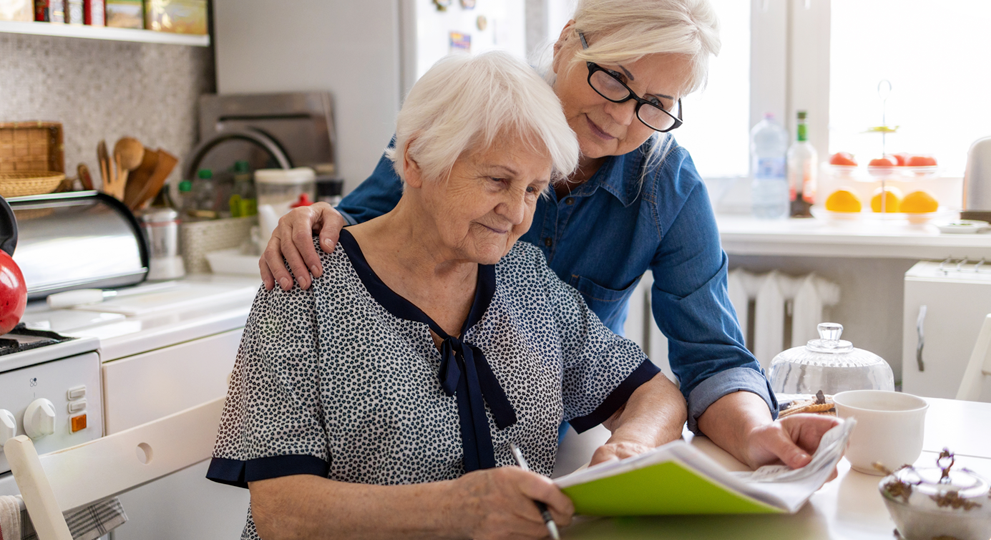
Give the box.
[209,51,688,539]
[259,0,839,480]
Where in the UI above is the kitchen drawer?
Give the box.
[102,329,242,434]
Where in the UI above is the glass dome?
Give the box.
[768,322,895,395]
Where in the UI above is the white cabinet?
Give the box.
[102,329,242,433]
[102,329,250,539]
[902,261,991,401]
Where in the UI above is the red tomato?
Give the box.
[893,153,912,166]
[907,155,937,167]
[829,152,857,166]
[869,156,898,168]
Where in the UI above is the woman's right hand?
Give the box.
[260,202,345,291]
[452,466,574,539]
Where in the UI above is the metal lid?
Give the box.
[880,449,991,513]
[140,208,179,223]
[255,167,316,185]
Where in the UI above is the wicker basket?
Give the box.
[0,171,66,198]
[180,216,257,274]
[0,122,65,174]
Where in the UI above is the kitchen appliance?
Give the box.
[0,328,103,495]
[0,195,26,335]
[903,258,991,402]
[9,192,149,299]
[962,135,991,222]
[212,0,526,190]
[767,322,895,395]
[185,91,338,181]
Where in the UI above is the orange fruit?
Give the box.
[900,191,939,213]
[829,152,857,166]
[907,155,937,167]
[871,186,902,213]
[825,189,862,213]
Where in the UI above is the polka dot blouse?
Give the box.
[207,229,658,539]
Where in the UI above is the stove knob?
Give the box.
[0,409,15,448]
[23,399,57,439]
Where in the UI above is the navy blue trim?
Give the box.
[338,228,495,335]
[206,455,329,489]
[336,228,516,472]
[569,360,660,433]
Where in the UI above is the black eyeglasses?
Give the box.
[578,32,683,133]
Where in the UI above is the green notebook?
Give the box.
[554,420,855,516]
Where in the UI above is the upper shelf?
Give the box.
[0,20,209,46]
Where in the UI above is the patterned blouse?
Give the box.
[207,229,658,539]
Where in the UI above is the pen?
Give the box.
[509,442,560,540]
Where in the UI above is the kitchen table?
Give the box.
[560,397,991,539]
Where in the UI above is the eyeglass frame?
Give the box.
[577,32,684,133]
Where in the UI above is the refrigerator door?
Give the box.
[902,260,991,401]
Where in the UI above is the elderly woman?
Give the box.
[208,51,686,539]
[257,0,840,474]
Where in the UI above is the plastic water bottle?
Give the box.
[751,113,790,219]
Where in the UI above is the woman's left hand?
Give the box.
[743,413,842,481]
[589,441,654,466]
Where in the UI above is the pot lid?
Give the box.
[880,449,991,513]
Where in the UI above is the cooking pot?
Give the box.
[0,195,26,335]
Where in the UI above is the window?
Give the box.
[674,0,751,180]
[829,0,991,175]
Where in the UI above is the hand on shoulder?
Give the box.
[260,202,345,292]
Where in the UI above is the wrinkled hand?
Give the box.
[744,413,843,481]
[589,441,653,467]
[260,202,345,291]
[454,466,573,540]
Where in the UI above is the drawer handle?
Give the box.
[916,305,927,372]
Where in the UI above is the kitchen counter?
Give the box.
[717,215,991,260]
[22,274,260,362]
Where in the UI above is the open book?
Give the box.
[554,418,855,516]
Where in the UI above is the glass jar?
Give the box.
[255,167,316,216]
[767,322,894,395]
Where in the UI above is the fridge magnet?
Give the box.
[432,0,452,11]
[460,0,476,9]
[449,31,471,53]
[475,15,487,31]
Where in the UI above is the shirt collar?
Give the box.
[567,141,650,207]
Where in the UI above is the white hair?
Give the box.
[387,51,579,185]
[537,0,721,179]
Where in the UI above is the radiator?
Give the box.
[622,270,840,375]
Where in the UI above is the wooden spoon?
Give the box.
[113,137,144,200]
[124,148,160,209]
[77,163,94,191]
[96,140,110,192]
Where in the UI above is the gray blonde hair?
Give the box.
[387,51,579,185]
[542,0,721,179]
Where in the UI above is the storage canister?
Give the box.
[255,167,316,216]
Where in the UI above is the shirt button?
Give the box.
[565,197,575,205]
[544,238,553,247]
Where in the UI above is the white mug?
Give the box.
[833,390,929,475]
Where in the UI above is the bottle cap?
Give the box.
[197,169,213,180]
[797,110,808,120]
[234,160,250,173]
[178,180,192,192]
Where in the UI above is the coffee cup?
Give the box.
[833,390,929,475]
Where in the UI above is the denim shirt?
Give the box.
[336,137,777,433]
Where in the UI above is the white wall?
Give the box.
[212,0,402,192]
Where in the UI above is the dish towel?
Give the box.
[0,496,127,540]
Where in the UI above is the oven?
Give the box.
[0,330,103,497]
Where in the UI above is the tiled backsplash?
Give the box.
[0,32,214,186]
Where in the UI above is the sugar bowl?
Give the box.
[878,449,991,540]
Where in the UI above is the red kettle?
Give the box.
[0,195,26,335]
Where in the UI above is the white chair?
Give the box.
[4,397,224,540]
[956,314,991,401]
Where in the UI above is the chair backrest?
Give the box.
[4,397,224,540]
[957,314,991,401]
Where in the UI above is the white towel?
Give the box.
[0,495,22,540]
[0,496,126,540]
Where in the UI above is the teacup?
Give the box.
[833,390,929,475]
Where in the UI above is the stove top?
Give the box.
[0,324,73,356]
[0,324,99,374]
